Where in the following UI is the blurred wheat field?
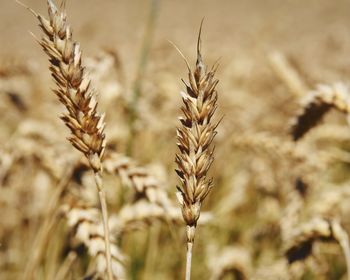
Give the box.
[2,0,350,279]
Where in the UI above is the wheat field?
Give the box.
[1,0,350,279]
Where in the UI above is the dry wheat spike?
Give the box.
[174,23,220,280]
[230,131,327,170]
[109,199,212,236]
[110,200,183,235]
[208,246,251,280]
[62,203,126,279]
[104,152,172,207]
[291,82,350,141]
[31,0,106,171]
[285,217,350,280]
[20,0,114,278]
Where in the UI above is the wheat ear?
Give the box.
[230,131,328,171]
[291,82,350,141]
[109,199,212,236]
[21,0,113,278]
[208,246,251,280]
[175,23,219,280]
[285,217,350,280]
[104,152,172,206]
[63,203,126,279]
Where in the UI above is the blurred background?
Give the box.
[2,0,350,279]
[2,0,350,78]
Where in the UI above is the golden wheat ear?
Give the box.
[174,22,220,280]
[285,217,350,277]
[104,152,172,207]
[22,0,114,278]
[208,246,252,280]
[63,203,126,279]
[291,82,350,141]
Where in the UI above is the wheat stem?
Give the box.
[94,172,113,280]
[186,242,193,280]
[127,0,160,155]
[54,252,77,280]
[332,220,350,280]
[340,241,350,280]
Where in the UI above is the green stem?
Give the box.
[127,0,160,155]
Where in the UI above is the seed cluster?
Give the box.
[175,34,219,242]
[36,0,106,172]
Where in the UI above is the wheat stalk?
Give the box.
[19,0,113,278]
[127,0,160,155]
[53,251,77,280]
[174,23,220,280]
[23,162,76,279]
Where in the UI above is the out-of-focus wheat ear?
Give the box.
[104,152,172,207]
[291,102,331,141]
[230,131,326,170]
[285,217,350,279]
[208,246,251,280]
[62,203,126,280]
[291,82,350,141]
[285,217,330,263]
[174,21,220,280]
[109,200,213,236]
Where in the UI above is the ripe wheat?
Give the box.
[174,24,220,280]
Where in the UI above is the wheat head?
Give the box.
[174,23,220,280]
[63,203,126,279]
[291,82,350,141]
